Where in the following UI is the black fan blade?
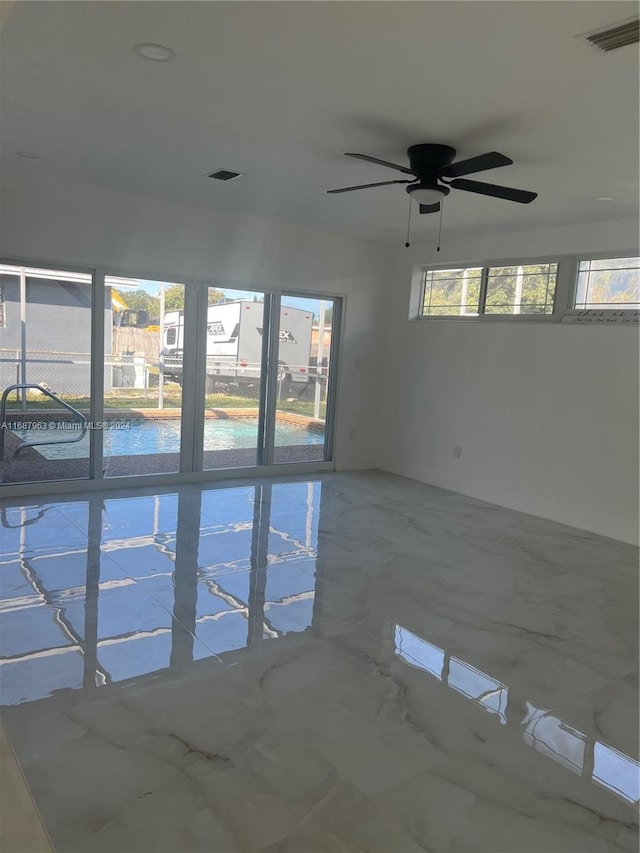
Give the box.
[419,202,441,214]
[344,152,415,175]
[327,179,412,194]
[441,152,513,178]
[450,178,537,204]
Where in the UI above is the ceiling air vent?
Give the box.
[208,169,244,181]
[585,18,639,52]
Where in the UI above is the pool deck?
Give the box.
[2,407,325,432]
[0,441,326,485]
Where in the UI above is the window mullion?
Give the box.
[262,292,281,467]
[478,267,489,316]
[553,256,575,320]
[89,268,105,480]
[179,282,207,473]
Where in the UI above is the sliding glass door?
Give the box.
[0,264,93,484]
[273,295,338,464]
[202,286,267,470]
[103,276,184,477]
[0,261,342,488]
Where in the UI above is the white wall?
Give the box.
[0,173,391,470]
[379,218,640,544]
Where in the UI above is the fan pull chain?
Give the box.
[405,195,413,248]
[436,198,444,252]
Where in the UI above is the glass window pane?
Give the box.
[422,268,481,316]
[586,257,640,272]
[202,287,266,470]
[574,258,640,309]
[104,278,184,477]
[273,296,334,464]
[485,264,557,315]
[0,265,92,484]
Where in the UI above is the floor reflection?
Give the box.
[394,624,640,805]
[0,482,321,705]
[1,473,638,852]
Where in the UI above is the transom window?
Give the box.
[574,257,640,310]
[422,267,482,317]
[485,264,557,315]
[420,263,558,317]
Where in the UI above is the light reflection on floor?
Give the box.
[0,482,319,703]
[395,624,640,805]
[0,472,638,853]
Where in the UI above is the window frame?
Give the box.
[564,251,640,319]
[419,265,484,319]
[413,251,639,324]
[415,254,567,323]
[0,254,344,498]
[482,261,560,318]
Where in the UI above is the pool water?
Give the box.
[11,418,323,460]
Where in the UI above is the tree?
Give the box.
[162,285,226,312]
[483,264,556,315]
[577,262,639,308]
[113,289,160,316]
[423,264,558,316]
[164,285,185,312]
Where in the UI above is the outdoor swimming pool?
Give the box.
[10,418,323,460]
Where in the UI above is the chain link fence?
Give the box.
[0,349,91,404]
[1,349,327,412]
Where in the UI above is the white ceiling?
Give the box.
[1,1,638,242]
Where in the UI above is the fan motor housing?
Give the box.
[407,144,456,176]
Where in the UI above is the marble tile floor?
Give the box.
[0,719,52,852]
[0,471,638,852]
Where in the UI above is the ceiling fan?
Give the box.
[327,144,537,213]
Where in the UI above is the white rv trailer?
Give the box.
[162,300,314,395]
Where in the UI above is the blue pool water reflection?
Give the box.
[0,481,321,703]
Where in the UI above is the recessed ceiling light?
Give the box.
[15,150,41,159]
[133,43,175,62]
[595,196,615,202]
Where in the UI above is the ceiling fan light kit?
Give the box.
[406,182,450,205]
